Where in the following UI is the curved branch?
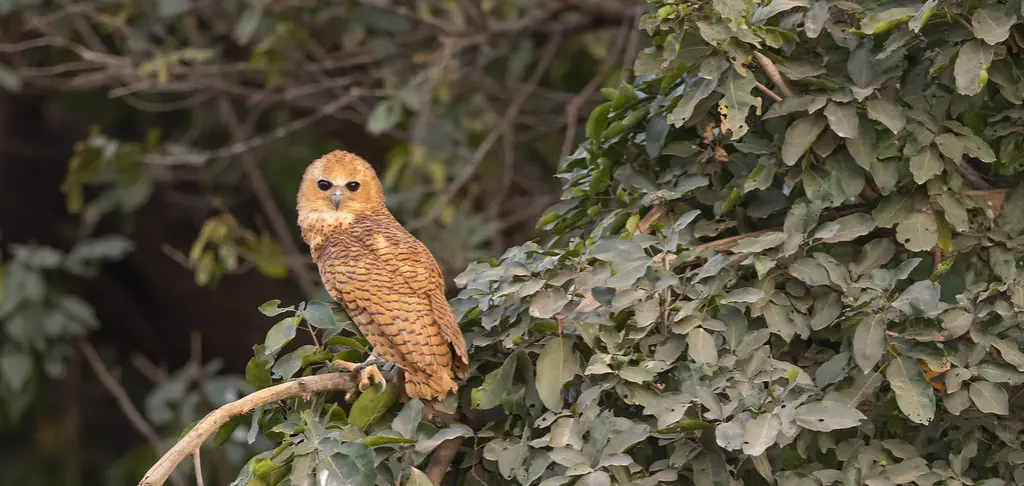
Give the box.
[138,373,362,486]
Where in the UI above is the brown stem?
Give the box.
[752,52,793,97]
[755,81,783,102]
[215,96,320,298]
[79,341,186,486]
[138,372,367,486]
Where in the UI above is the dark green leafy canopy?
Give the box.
[240,0,1024,485]
[447,0,1024,484]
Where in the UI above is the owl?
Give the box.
[296,150,469,400]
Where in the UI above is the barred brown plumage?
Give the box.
[296,150,469,400]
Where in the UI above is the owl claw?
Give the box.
[333,356,387,399]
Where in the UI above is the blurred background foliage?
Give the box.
[0,1,641,484]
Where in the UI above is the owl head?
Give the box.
[296,150,386,216]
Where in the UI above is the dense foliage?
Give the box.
[1,2,634,484]
[232,0,1024,485]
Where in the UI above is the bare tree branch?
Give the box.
[215,96,321,299]
[409,33,564,231]
[559,21,632,160]
[138,372,368,486]
[78,341,187,486]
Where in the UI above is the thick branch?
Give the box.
[138,373,362,486]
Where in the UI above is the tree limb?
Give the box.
[138,372,363,486]
[78,341,186,486]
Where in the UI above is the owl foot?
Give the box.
[333,357,387,399]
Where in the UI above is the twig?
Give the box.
[559,21,631,160]
[131,353,169,384]
[408,34,564,231]
[215,96,320,299]
[192,453,204,486]
[752,52,793,97]
[142,95,356,166]
[79,341,186,486]
[636,201,669,234]
[138,372,368,486]
[755,82,783,102]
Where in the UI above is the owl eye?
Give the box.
[345,181,361,192]
[316,180,332,191]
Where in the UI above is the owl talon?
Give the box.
[357,365,386,391]
[333,357,387,396]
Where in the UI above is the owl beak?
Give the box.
[331,188,342,209]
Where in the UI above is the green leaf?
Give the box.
[815,213,876,243]
[348,383,400,430]
[996,182,1024,237]
[804,0,828,37]
[302,301,336,328]
[909,145,944,184]
[393,399,423,438]
[764,95,827,119]
[742,413,780,456]
[245,357,272,389]
[794,400,866,431]
[848,40,875,88]
[529,288,570,319]
[872,194,915,228]
[933,133,964,161]
[846,116,877,169]
[909,0,938,32]
[0,346,31,392]
[954,40,994,96]
[971,5,1017,45]
[668,77,718,127]
[896,212,938,252]
[824,102,859,138]
[753,0,808,25]
[318,443,376,486]
[472,353,517,409]
[733,232,788,253]
[691,450,731,486]
[717,69,759,140]
[213,415,246,448]
[687,328,718,366]
[892,281,940,315]
[853,314,885,373]
[406,468,436,486]
[811,290,842,330]
[969,381,1009,415]
[960,133,996,162]
[366,99,402,136]
[886,354,936,425]
[782,114,828,165]
[764,302,796,342]
[866,99,906,134]
[264,317,299,356]
[859,7,918,35]
[258,299,290,317]
[273,345,317,379]
[788,258,831,287]
[363,436,417,446]
[536,336,581,412]
[941,309,973,339]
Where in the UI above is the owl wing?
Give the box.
[317,236,451,377]
[364,218,470,378]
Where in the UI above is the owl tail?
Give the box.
[403,367,458,400]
